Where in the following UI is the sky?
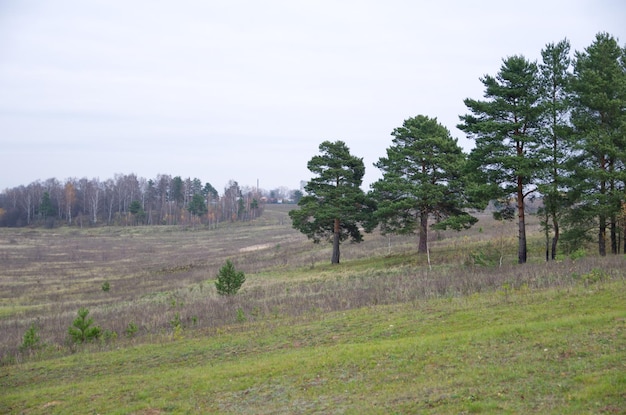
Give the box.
[1,1,625,193]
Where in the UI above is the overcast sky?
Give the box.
[1,1,624,193]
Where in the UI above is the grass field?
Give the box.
[1,205,625,414]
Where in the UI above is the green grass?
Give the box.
[3,279,625,414]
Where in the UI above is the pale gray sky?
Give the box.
[1,1,624,192]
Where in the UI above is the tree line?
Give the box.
[291,33,626,264]
[0,174,301,227]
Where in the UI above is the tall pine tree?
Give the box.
[459,55,542,264]
[289,141,371,264]
[570,33,626,256]
[537,39,574,260]
[371,115,476,255]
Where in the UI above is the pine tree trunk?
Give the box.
[598,162,607,256]
[543,208,550,262]
[599,215,607,256]
[518,214,527,264]
[610,216,617,254]
[550,105,559,261]
[551,217,559,260]
[331,218,340,264]
[546,230,550,262]
[418,210,428,254]
[517,177,527,264]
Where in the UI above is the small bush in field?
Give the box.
[215,260,246,296]
[20,322,41,352]
[172,325,184,341]
[236,307,247,323]
[125,322,139,338]
[68,308,102,343]
[101,281,110,292]
[570,248,586,261]
[102,329,118,343]
[582,268,608,285]
[466,249,497,267]
[170,314,184,340]
[170,312,183,329]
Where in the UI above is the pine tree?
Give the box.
[570,32,626,255]
[68,308,102,343]
[215,260,245,296]
[39,191,55,219]
[459,55,543,264]
[371,115,477,254]
[289,141,371,264]
[187,193,208,217]
[537,39,574,260]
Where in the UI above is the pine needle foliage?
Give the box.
[20,323,41,352]
[215,260,245,296]
[68,308,102,344]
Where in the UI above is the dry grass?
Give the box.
[1,205,623,363]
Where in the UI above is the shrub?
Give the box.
[20,322,41,352]
[236,307,247,323]
[582,268,609,285]
[170,312,183,329]
[570,248,586,261]
[125,322,139,338]
[466,249,498,267]
[68,307,102,343]
[102,329,118,343]
[101,281,110,292]
[215,260,246,296]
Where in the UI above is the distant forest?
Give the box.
[0,174,302,228]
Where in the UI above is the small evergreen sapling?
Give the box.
[125,322,139,338]
[68,307,102,343]
[215,260,245,295]
[20,322,41,352]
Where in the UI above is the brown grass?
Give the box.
[1,205,623,363]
